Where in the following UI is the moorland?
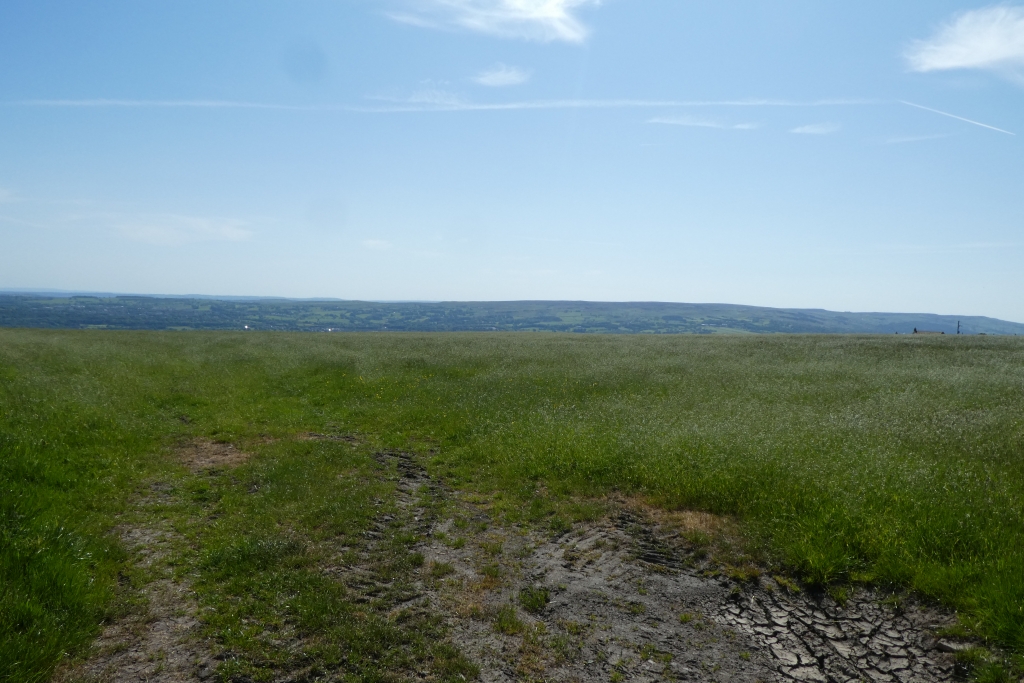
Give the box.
[2,330,1023,682]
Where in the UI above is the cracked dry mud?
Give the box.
[385,451,970,683]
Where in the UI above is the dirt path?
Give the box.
[56,441,245,683]
[58,505,213,682]
[63,446,976,683]
[393,454,967,683]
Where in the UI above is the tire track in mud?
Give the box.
[57,485,215,683]
[383,454,972,683]
[58,441,251,683]
[60,447,978,683]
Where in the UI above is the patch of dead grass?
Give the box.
[645,507,731,538]
[176,440,250,473]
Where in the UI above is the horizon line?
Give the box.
[0,289,1020,324]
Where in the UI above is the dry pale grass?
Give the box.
[176,440,250,472]
[620,494,735,539]
[624,496,763,578]
[648,507,732,538]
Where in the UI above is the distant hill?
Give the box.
[1,294,1022,335]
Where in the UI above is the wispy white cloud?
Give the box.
[866,241,1023,255]
[0,187,15,204]
[386,12,443,29]
[473,64,531,87]
[0,214,49,229]
[648,116,758,130]
[358,96,872,113]
[119,215,252,246]
[9,98,311,110]
[522,235,622,247]
[405,88,469,107]
[906,5,1024,76]
[900,100,1015,135]
[8,97,875,114]
[388,0,601,43]
[362,239,393,250]
[883,133,951,145]
[790,122,841,135]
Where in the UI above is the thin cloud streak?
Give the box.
[842,241,1024,256]
[900,100,1015,135]
[473,64,531,87]
[12,99,314,110]
[649,116,758,130]
[9,97,878,114]
[366,97,875,112]
[522,235,622,247]
[0,214,50,230]
[884,133,951,145]
[385,12,442,30]
[790,122,841,135]
[118,214,252,247]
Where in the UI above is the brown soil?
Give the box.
[63,446,983,683]
[57,521,214,683]
[392,458,970,683]
[176,440,250,472]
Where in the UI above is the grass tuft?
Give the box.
[494,604,525,635]
[518,586,551,613]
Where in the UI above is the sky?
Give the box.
[1,1,1022,321]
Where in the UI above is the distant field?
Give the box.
[2,331,1024,681]
[3,294,1024,335]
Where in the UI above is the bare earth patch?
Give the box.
[176,440,250,472]
[384,458,972,683]
[62,447,982,683]
[57,504,214,683]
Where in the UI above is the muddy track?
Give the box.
[325,450,440,610]
[62,447,976,683]
[58,489,214,683]
[390,454,970,683]
[57,441,247,683]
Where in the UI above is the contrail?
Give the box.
[11,99,315,110]
[900,101,1015,136]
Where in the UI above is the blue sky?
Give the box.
[1,1,1022,321]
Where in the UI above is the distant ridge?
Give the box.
[1,293,1022,335]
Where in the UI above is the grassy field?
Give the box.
[2,330,1023,681]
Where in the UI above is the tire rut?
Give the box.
[401,461,975,683]
[57,486,214,683]
[58,450,984,683]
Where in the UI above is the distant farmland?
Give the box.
[2,294,1023,335]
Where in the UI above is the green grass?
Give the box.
[2,330,1024,682]
[186,439,469,682]
[494,604,525,635]
[519,586,551,613]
